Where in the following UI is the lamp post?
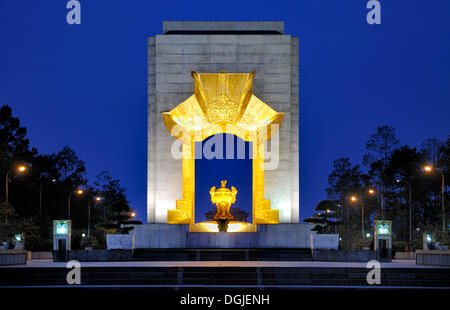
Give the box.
[68,189,84,219]
[424,165,446,240]
[396,178,412,249]
[5,165,27,203]
[380,192,384,219]
[350,195,365,237]
[38,174,56,222]
[88,196,102,237]
[350,188,380,238]
[367,187,384,219]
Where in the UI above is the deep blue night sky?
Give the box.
[195,134,253,223]
[1,1,449,223]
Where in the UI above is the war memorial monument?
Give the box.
[133,21,317,248]
[1,20,450,298]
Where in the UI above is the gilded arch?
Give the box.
[162,70,283,230]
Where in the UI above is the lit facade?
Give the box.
[147,21,300,225]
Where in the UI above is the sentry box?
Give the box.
[53,220,71,254]
[374,220,392,262]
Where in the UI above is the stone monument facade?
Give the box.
[147,21,300,225]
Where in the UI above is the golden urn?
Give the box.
[209,180,237,231]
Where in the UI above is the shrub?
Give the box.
[351,236,372,250]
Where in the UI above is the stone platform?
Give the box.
[132,224,315,249]
[2,261,450,288]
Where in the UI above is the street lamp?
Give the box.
[88,196,102,237]
[5,165,28,203]
[349,195,365,237]
[38,173,57,222]
[368,187,384,219]
[68,189,84,219]
[396,178,413,249]
[424,164,446,239]
[349,188,383,238]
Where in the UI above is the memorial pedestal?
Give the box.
[132,223,315,249]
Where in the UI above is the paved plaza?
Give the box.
[2,259,447,269]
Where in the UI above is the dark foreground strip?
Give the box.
[2,266,450,287]
[1,287,448,308]
[1,284,450,289]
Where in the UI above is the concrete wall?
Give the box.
[416,250,450,266]
[312,250,377,262]
[310,234,339,250]
[133,223,315,249]
[30,251,53,260]
[394,251,415,260]
[66,250,133,262]
[0,250,27,265]
[148,21,300,224]
[106,234,135,250]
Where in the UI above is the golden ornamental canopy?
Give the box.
[162,70,284,144]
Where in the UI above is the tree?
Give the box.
[422,138,444,166]
[54,146,87,185]
[362,126,400,217]
[93,170,127,221]
[440,136,450,170]
[326,158,364,201]
[0,105,37,200]
[303,200,340,233]
[326,158,365,228]
[315,200,340,215]
[0,201,15,224]
[419,138,449,230]
[0,105,136,250]
[0,105,36,162]
[93,171,141,234]
[363,125,400,189]
[386,146,423,181]
[384,146,425,240]
[95,200,141,234]
[0,201,39,250]
[363,125,400,168]
[93,170,127,203]
[306,127,449,248]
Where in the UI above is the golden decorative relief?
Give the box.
[164,70,282,229]
[163,70,284,144]
[208,92,240,123]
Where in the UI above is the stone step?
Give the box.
[132,248,313,261]
[1,267,449,287]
